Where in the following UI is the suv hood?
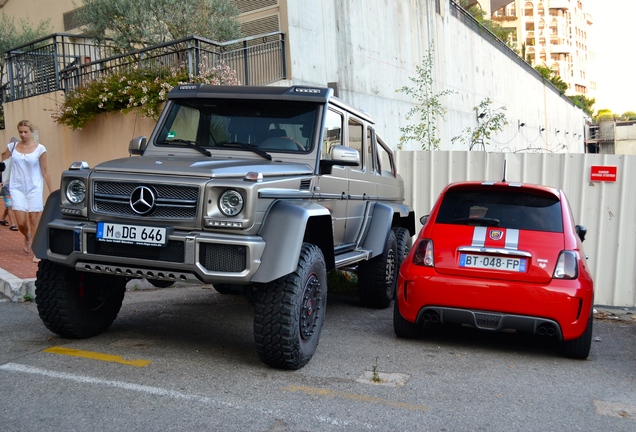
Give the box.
[94,156,314,178]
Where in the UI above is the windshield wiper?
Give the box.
[215,141,272,161]
[157,139,211,157]
[451,217,500,227]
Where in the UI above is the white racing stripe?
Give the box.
[504,229,519,250]
[472,226,487,247]
[471,227,520,250]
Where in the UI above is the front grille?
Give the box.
[199,244,247,272]
[475,313,502,329]
[93,181,199,219]
[86,233,184,262]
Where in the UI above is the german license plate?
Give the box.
[96,222,168,247]
[459,254,527,272]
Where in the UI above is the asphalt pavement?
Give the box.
[1,285,636,431]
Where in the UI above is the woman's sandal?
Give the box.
[0,220,9,226]
[10,226,18,231]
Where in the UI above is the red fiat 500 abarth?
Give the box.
[394,181,594,359]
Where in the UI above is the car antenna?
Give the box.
[502,159,507,182]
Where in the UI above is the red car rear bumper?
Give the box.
[397,267,594,341]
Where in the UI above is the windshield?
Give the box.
[155,98,319,154]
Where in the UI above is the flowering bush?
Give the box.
[52,61,239,130]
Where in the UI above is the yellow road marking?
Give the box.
[281,385,429,411]
[44,346,152,367]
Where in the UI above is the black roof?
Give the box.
[168,83,331,103]
[167,83,375,124]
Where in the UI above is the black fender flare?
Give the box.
[359,202,394,258]
[33,190,62,259]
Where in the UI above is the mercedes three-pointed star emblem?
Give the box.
[130,185,157,215]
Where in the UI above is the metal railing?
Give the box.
[4,31,287,101]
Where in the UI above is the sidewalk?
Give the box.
[0,220,38,302]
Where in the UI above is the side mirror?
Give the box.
[129,136,147,156]
[420,215,429,225]
[319,145,360,174]
[575,224,587,242]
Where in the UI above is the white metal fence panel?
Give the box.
[396,151,636,307]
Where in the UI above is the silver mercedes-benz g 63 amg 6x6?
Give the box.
[33,84,415,369]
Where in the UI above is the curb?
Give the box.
[0,272,171,303]
[0,267,36,302]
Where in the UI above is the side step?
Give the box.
[334,249,372,268]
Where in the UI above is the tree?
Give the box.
[620,111,636,121]
[0,13,52,85]
[534,65,568,94]
[568,94,595,117]
[460,0,516,50]
[594,108,615,123]
[76,0,243,53]
[451,98,508,150]
[397,46,456,150]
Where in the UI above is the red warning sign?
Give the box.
[590,166,617,182]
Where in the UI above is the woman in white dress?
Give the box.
[1,120,53,262]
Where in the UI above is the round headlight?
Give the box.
[219,190,244,216]
[65,179,86,204]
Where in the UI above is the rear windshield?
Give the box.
[436,188,563,232]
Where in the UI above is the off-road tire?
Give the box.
[393,298,421,338]
[253,243,327,370]
[561,310,593,359]
[392,227,412,268]
[35,260,126,339]
[358,229,397,309]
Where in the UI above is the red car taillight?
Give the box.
[413,239,434,267]
[553,250,578,279]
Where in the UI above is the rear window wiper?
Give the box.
[451,217,500,227]
[157,139,211,156]
[215,141,272,161]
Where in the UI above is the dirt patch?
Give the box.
[594,308,636,324]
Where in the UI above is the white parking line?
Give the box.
[1,362,230,405]
[0,362,377,429]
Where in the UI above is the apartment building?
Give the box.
[490,0,595,98]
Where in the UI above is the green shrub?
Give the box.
[52,60,239,130]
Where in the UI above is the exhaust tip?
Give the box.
[537,323,557,337]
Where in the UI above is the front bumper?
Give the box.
[45,219,266,284]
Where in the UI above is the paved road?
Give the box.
[1,285,635,431]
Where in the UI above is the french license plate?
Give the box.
[459,254,527,272]
[96,222,168,247]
